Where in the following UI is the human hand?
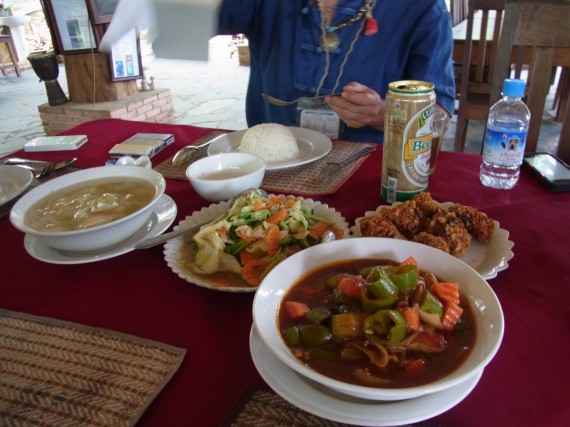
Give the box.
[325,82,385,130]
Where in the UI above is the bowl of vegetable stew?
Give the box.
[252,237,504,401]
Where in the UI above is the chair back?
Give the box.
[491,0,570,159]
[450,0,469,26]
[453,0,506,151]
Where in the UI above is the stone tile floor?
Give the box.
[0,36,562,158]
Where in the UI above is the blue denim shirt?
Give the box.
[218,0,455,143]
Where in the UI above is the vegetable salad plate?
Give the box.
[0,165,34,206]
[352,201,514,280]
[24,195,177,264]
[207,127,332,170]
[250,326,483,426]
[164,194,349,292]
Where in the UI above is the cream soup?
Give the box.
[25,177,156,232]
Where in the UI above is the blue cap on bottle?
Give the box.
[503,79,526,97]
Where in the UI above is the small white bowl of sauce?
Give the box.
[186,153,266,202]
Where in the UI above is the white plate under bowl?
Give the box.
[164,195,349,292]
[351,201,514,280]
[253,237,504,401]
[24,194,177,264]
[250,326,483,427]
[207,127,332,170]
[0,165,34,206]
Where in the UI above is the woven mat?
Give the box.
[220,383,443,427]
[153,131,377,196]
[0,308,186,427]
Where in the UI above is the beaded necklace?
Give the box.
[317,0,378,51]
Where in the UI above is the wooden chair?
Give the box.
[450,0,470,26]
[0,33,21,77]
[453,0,506,152]
[491,0,570,163]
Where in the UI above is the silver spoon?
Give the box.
[321,230,336,243]
[262,92,342,107]
[135,188,268,249]
[171,134,226,166]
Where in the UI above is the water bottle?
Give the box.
[480,78,530,189]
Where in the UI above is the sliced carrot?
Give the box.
[216,227,229,238]
[265,225,281,256]
[236,229,259,242]
[253,198,266,210]
[308,220,331,238]
[404,358,426,374]
[430,282,460,305]
[399,305,420,332]
[239,249,258,266]
[441,302,464,331]
[338,276,364,299]
[400,256,418,267]
[283,301,310,320]
[267,207,288,224]
[241,258,269,286]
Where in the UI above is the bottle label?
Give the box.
[482,128,527,166]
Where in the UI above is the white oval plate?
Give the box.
[351,202,514,280]
[250,326,483,426]
[24,195,177,264]
[0,165,34,206]
[207,127,332,170]
[164,196,349,292]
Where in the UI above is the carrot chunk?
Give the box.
[400,256,418,267]
[241,258,269,286]
[399,305,420,332]
[430,282,460,305]
[284,301,310,320]
[441,302,464,331]
[338,276,364,299]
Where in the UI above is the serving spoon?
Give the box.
[135,188,268,249]
[171,134,226,167]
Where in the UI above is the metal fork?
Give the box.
[262,92,342,107]
[316,146,376,182]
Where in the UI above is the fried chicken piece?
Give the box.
[425,211,472,258]
[412,192,445,218]
[449,205,495,244]
[359,216,406,239]
[386,201,425,239]
[412,232,450,254]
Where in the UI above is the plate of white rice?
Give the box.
[207,125,332,170]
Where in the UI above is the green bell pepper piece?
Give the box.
[421,290,444,317]
[363,309,407,347]
[300,325,332,347]
[283,326,300,346]
[386,265,418,293]
[305,306,332,325]
[361,267,398,313]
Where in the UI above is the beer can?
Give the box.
[381,80,435,203]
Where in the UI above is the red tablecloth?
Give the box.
[2,119,569,426]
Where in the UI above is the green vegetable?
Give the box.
[421,290,444,317]
[283,326,300,345]
[300,325,332,347]
[385,265,418,293]
[363,309,407,347]
[306,307,331,325]
[361,267,398,313]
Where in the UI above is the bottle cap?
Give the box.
[503,79,526,97]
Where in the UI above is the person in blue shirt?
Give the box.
[217,0,455,143]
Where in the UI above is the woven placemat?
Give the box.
[0,308,186,427]
[220,383,443,427]
[153,131,377,196]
